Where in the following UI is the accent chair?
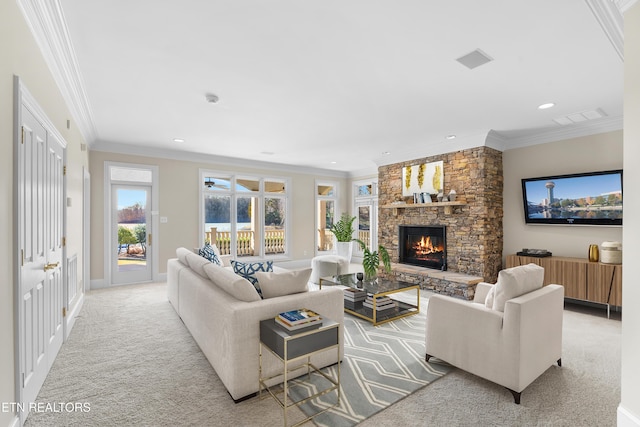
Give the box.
[425,263,564,404]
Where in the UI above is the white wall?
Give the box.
[620,3,640,425]
[0,1,88,425]
[88,150,349,282]
[503,131,623,260]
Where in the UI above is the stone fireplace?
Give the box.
[377,146,504,298]
[398,225,446,270]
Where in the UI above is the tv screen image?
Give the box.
[521,169,623,226]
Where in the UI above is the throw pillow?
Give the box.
[255,268,311,299]
[492,263,544,312]
[198,243,222,266]
[203,263,261,302]
[231,260,273,294]
[484,285,495,309]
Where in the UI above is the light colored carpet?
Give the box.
[360,302,622,427]
[24,282,621,427]
[290,312,450,426]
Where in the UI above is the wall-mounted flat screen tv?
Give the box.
[521,169,622,226]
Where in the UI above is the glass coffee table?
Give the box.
[319,274,420,326]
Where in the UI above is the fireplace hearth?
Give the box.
[399,225,446,270]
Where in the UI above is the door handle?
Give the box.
[148,234,152,246]
[44,262,59,271]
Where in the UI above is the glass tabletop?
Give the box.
[320,273,416,294]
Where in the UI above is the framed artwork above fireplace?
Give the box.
[402,160,443,197]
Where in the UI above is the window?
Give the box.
[316,181,338,253]
[353,179,378,256]
[200,171,289,259]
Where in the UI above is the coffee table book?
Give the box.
[275,316,322,332]
[278,308,320,325]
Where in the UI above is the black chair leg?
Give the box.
[507,388,521,404]
[425,354,432,362]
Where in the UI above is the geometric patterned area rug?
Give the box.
[288,311,451,426]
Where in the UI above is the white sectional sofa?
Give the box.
[167,247,344,401]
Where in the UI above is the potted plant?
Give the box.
[330,213,356,261]
[354,239,392,280]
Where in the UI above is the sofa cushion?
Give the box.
[176,247,193,265]
[184,251,211,278]
[231,260,273,293]
[203,263,261,302]
[198,243,222,266]
[492,263,544,312]
[255,268,311,299]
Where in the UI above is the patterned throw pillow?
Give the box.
[231,260,273,295]
[198,244,222,266]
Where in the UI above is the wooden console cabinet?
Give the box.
[506,255,622,308]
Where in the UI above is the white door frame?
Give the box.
[83,167,91,292]
[13,76,68,424]
[103,161,159,287]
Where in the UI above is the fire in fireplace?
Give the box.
[398,225,447,270]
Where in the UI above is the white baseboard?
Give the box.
[89,278,105,289]
[90,277,167,290]
[619,404,640,427]
[65,292,84,339]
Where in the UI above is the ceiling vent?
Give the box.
[456,49,493,69]
[553,108,607,125]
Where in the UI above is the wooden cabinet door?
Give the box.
[550,258,586,300]
[588,263,622,306]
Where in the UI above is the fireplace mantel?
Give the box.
[381,201,466,215]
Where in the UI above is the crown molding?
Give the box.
[500,115,623,150]
[16,0,97,143]
[90,140,349,178]
[617,0,639,13]
[585,0,624,61]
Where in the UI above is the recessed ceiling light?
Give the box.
[445,135,456,140]
[173,138,185,143]
[538,102,555,110]
[260,151,275,155]
[330,161,337,164]
[381,151,391,155]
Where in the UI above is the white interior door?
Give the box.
[111,185,152,284]
[18,105,65,406]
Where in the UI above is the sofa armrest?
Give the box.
[502,284,564,391]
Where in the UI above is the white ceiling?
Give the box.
[41,0,627,174]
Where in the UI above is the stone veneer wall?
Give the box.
[378,146,503,283]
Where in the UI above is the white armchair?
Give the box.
[425,263,564,404]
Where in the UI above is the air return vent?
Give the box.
[553,108,607,125]
[456,49,493,69]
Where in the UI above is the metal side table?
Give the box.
[259,316,340,427]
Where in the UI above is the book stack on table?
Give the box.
[363,295,397,315]
[275,308,322,331]
[343,288,366,310]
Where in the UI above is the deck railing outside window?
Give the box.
[205,227,285,256]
